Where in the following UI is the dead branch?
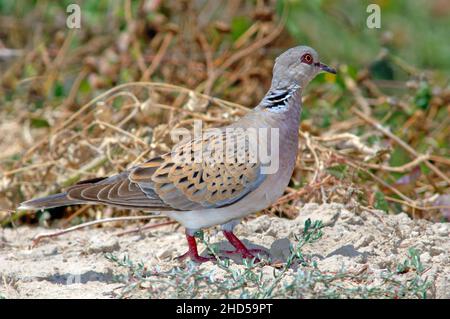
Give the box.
[352,107,450,185]
[31,215,161,247]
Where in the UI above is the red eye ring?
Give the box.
[301,53,313,65]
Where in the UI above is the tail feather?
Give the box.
[17,193,85,210]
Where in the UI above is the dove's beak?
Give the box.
[315,62,336,74]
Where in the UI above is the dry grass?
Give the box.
[0,1,449,229]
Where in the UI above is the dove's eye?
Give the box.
[301,53,313,64]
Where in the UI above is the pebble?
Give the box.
[295,203,340,227]
[436,225,448,237]
[376,258,393,269]
[425,229,435,236]
[157,247,177,260]
[420,252,431,263]
[410,231,419,237]
[355,235,374,248]
[432,255,444,263]
[87,236,120,254]
[360,246,374,254]
[430,246,444,256]
[354,254,367,264]
[261,265,275,278]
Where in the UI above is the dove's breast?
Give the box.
[166,98,302,230]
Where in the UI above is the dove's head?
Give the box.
[271,46,336,89]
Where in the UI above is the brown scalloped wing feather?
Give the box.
[130,131,264,210]
[66,172,173,210]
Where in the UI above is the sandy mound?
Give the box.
[0,203,448,298]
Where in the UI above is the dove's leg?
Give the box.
[220,220,269,260]
[177,229,215,263]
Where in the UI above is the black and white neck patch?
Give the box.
[261,84,300,113]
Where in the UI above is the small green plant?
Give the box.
[105,220,434,298]
[396,248,424,274]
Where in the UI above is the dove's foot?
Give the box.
[222,230,269,262]
[176,233,217,263]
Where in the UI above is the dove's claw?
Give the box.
[222,231,269,262]
[176,233,216,263]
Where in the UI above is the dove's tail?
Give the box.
[17,193,85,210]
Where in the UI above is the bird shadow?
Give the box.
[200,238,367,267]
[37,269,116,285]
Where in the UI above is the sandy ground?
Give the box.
[0,203,448,299]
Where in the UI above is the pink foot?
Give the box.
[222,231,269,261]
[176,251,216,263]
[176,232,217,263]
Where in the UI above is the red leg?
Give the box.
[222,231,269,260]
[177,233,215,263]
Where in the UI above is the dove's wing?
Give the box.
[58,129,265,211]
[64,171,174,210]
[129,130,266,210]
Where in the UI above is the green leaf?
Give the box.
[414,82,432,110]
[369,59,394,80]
[304,218,311,232]
[396,260,409,274]
[326,164,348,179]
[53,81,65,98]
[33,100,44,110]
[320,114,331,128]
[194,230,204,241]
[120,68,132,83]
[5,91,13,102]
[389,147,410,168]
[374,191,389,212]
[346,65,358,79]
[231,16,252,42]
[112,97,123,110]
[30,117,50,128]
[367,135,380,146]
[79,79,91,94]
[334,73,347,90]
[408,247,424,273]
[24,64,37,77]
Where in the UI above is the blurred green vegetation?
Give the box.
[2,0,450,70]
[278,0,450,74]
